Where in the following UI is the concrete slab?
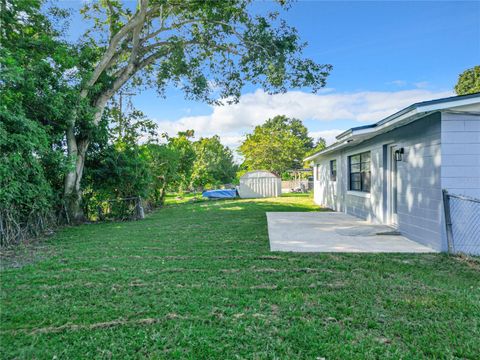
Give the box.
[267,212,437,253]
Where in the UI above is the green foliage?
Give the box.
[143,143,180,204]
[239,115,317,175]
[84,106,174,217]
[191,136,237,190]
[165,131,197,192]
[0,112,53,238]
[307,137,327,157]
[79,0,331,105]
[0,0,76,244]
[454,66,480,95]
[83,104,238,219]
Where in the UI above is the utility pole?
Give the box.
[117,91,135,139]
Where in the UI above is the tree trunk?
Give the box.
[64,126,89,223]
[63,97,108,223]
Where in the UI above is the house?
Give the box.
[305,93,480,251]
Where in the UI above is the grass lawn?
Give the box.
[1,195,479,359]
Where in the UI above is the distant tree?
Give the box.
[165,131,196,192]
[307,137,327,156]
[454,66,480,95]
[143,143,180,205]
[191,136,237,191]
[239,115,314,174]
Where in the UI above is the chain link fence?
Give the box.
[83,196,145,223]
[442,190,480,256]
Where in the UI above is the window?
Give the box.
[348,151,371,192]
[330,160,337,181]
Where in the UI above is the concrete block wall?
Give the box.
[441,112,480,198]
[313,113,444,250]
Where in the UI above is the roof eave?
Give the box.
[304,92,480,163]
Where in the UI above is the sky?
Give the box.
[63,0,480,152]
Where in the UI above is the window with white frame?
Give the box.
[348,151,371,192]
[330,160,337,181]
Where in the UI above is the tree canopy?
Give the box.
[239,115,322,175]
[191,136,237,191]
[454,66,480,95]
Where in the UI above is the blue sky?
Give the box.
[63,1,479,148]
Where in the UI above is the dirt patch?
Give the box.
[255,255,284,261]
[0,243,56,270]
[375,336,392,345]
[453,254,480,271]
[252,268,279,273]
[270,304,280,315]
[160,268,204,273]
[250,284,278,290]
[6,314,191,336]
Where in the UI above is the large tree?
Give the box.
[454,66,480,95]
[63,0,332,221]
[239,115,314,174]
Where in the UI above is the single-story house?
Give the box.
[305,93,480,251]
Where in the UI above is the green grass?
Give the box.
[1,195,479,359]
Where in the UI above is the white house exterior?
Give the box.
[305,93,480,252]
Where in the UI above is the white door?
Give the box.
[389,145,399,227]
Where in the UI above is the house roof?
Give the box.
[304,92,480,162]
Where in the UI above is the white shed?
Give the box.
[238,171,281,198]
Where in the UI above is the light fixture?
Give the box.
[394,148,404,161]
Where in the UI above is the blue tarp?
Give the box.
[202,189,238,199]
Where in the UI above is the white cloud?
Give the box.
[310,129,344,145]
[153,88,453,150]
[388,80,407,87]
[414,81,430,89]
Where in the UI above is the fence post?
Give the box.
[442,189,454,254]
[97,205,105,221]
[136,196,145,220]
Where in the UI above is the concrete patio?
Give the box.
[267,212,436,253]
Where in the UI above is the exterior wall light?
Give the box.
[394,148,404,161]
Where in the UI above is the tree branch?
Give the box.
[81,0,150,97]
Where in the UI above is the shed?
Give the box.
[238,171,281,198]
